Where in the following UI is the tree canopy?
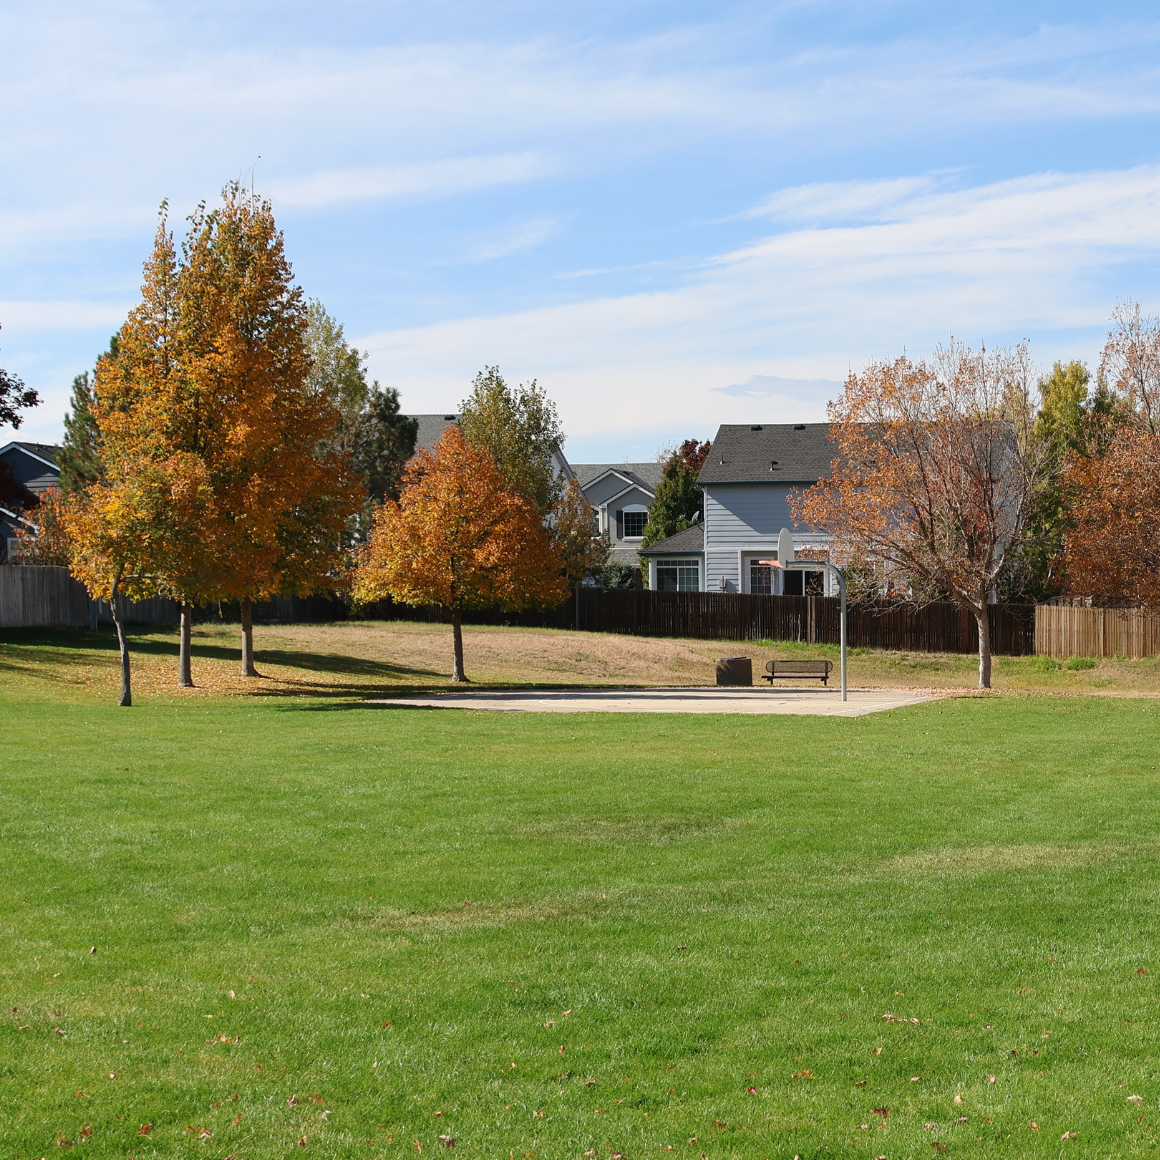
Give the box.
[0,325,39,431]
[793,340,1049,689]
[352,426,565,681]
[458,366,564,517]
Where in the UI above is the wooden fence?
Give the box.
[1036,604,1160,658]
[571,589,1035,655]
[0,566,179,628]
[0,566,1036,656]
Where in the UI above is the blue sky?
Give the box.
[3,1,1160,461]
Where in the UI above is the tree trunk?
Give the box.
[240,598,259,677]
[179,601,193,687]
[110,570,131,707]
[975,605,993,689]
[451,608,469,682]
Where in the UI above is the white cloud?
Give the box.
[267,153,558,208]
[360,164,1160,436]
[463,217,562,262]
[0,300,129,330]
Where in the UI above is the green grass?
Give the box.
[4,687,1160,1157]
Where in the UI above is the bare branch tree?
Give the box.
[792,340,1050,688]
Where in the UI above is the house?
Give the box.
[408,414,575,484]
[639,423,836,593]
[571,462,664,566]
[1,441,61,561]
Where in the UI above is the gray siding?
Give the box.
[703,483,798,591]
[1,447,60,495]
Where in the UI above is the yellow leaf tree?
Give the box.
[178,186,363,677]
[352,426,566,681]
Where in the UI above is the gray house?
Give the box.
[1,441,61,561]
[572,462,663,566]
[640,423,836,593]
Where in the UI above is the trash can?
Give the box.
[715,656,752,686]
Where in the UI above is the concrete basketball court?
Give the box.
[368,686,938,717]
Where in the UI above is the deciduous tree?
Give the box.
[552,477,608,585]
[174,188,363,677]
[458,366,564,517]
[793,341,1048,689]
[0,325,39,430]
[12,488,72,565]
[351,427,565,682]
[1064,303,1160,607]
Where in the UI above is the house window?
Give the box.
[783,569,825,596]
[750,563,773,594]
[622,510,648,538]
[655,558,699,591]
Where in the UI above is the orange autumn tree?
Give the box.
[793,341,1049,689]
[62,458,214,706]
[1064,302,1160,606]
[178,187,363,678]
[352,426,566,681]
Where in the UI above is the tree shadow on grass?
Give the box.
[0,626,445,688]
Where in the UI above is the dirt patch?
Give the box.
[890,840,1151,876]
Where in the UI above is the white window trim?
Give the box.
[650,557,701,592]
[621,503,649,541]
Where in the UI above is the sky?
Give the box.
[2,1,1160,462]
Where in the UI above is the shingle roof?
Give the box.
[696,423,837,485]
[572,462,664,493]
[408,414,459,454]
[6,441,61,466]
[638,523,705,555]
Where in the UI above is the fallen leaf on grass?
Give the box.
[543,1020,555,1029]
[747,1086,757,1094]
[137,1125,152,1136]
[854,1079,867,1087]
[931,1143,948,1154]
[56,1136,74,1150]
[1128,1095,1145,1104]
[987,1075,996,1084]
[287,1096,299,1106]
[78,1126,92,1141]
[1031,1121,1040,1130]
[924,1122,938,1131]
[714,1120,726,1128]
[871,1108,889,1120]
[231,1114,242,1126]
[1061,1130,1078,1139]
[872,1047,883,1055]
[438,1135,455,1148]
[73,1091,89,1099]
[1138,968,1147,975]
[532,1111,545,1119]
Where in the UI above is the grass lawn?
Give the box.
[4,629,1160,1157]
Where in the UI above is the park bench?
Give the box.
[762,659,833,686]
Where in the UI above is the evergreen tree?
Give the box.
[58,368,104,494]
[304,300,417,529]
[640,453,705,550]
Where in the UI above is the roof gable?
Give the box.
[0,442,61,471]
[697,424,837,485]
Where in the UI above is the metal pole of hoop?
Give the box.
[776,528,847,702]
